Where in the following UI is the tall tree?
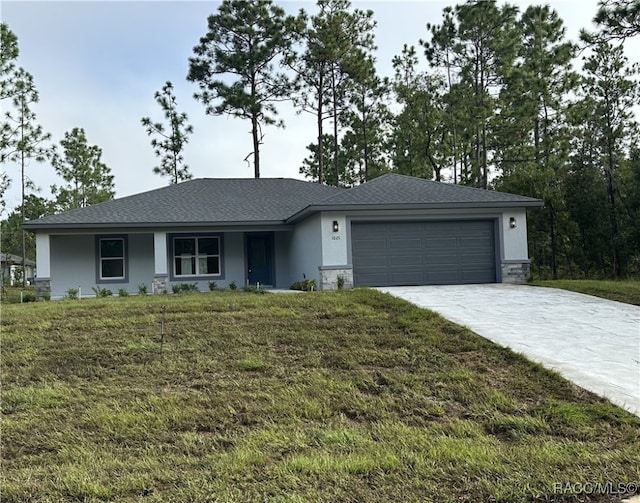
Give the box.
[389,45,448,181]
[340,68,390,184]
[0,22,20,210]
[3,68,50,287]
[423,0,520,188]
[188,0,300,178]
[494,5,577,278]
[287,0,377,186]
[570,42,639,276]
[50,128,114,211]
[141,81,193,184]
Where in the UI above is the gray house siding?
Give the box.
[288,214,322,288]
[50,233,154,298]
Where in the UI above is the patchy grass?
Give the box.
[0,286,36,304]
[531,279,640,306]
[2,290,639,502]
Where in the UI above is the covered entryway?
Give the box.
[351,220,497,286]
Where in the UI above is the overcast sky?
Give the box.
[1,0,637,214]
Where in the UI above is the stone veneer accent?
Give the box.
[152,274,168,294]
[501,261,531,284]
[318,266,354,291]
[35,278,51,300]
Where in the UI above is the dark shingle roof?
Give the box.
[23,178,344,229]
[23,174,542,230]
[287,174,543,222]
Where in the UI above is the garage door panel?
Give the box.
[390,255,423,266]
[352,220,496,287]
[423,238,458,250]
[390,238,421,250]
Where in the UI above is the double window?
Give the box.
[173,235,221,277]
[97,236,127,281]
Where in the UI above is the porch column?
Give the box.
[152,232,168,294]
[35,233,51,300]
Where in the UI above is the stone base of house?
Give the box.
[318,266,353,291]
[152,274,168,294]
[501,261,531,284]
[35,277,51,300]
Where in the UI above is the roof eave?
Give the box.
[286,200,544,223]
[22,220,290,231]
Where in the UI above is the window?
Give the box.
[97,236,126,281]
[173,236,221,277]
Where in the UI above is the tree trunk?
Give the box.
[317,73,324,185]
[331,69,339,187]
[21,150,26,288]
[252,114,260,178]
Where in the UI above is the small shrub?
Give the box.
[290,279,316,291]
[172,283,199,294]
[118,288,129,297]
[229,280,237,291]
[208,281,218,291]
[40,293,50,301]
[65,288,79,300]
[337,275,345,290]
[92,286,113,298]
[21,292,36,303]
[138,283,148,295]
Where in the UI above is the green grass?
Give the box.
[2,290,639,502]
[531,279,640,305]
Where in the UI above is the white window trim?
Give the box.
[96,236,127,282]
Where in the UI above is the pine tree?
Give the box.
[188,0,301,178]
[3,68,50,286]
[50,128,114,211]
[141,81,193,184]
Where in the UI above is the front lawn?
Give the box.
[2,290,639,502]
[531,279,640,305]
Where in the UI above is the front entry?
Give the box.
[246,233,274,286]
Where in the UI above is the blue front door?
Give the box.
[246,233,274,286]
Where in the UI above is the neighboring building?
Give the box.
[0,253,36,286]
[22,174,543,299]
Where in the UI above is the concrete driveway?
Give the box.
[377,284,640,417]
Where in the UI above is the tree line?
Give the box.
[1,0,639,281]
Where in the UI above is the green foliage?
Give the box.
[188,0,301,177]
[229,280,237,291]
[141,81,193,184]
[50,127,114,211]
[137,283,148,296]
[171,283,199,294]
[243,284,268,294]
[117,288,129,297]
[288,0,378,186]
[582,0,640,44]
[1,291,639,501]
[337,275,345,290]
[91,286,112,298]
[0,195,53,258]
[208,281,218,291]
[290,278,316,291]
[65,288,78,300]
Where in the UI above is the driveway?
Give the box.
[377,284,640,417]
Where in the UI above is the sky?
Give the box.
[1,0,638,215]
